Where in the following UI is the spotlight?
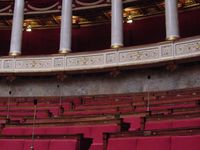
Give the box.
[126,15,133,24]
[127,19,133,24]
[26,25,32,32]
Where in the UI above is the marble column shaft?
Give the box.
[9,0,25,56]
[111,0,123,48]
[165,0,180,40]
[59,0,72,53]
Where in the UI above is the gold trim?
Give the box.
[59,49,71,54]
[111,44,123,49]
[166,35,180,41]
[9,51,21,56]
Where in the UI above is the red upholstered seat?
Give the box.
[0,139,24,150]
[64,109,116,116]
[172,118,200,128]
[24,127,46,135]
[146,118,200,130]
[135,107,147,112]
[1,127,25,135]
[49,139,78,150]
[45,126,69,135]
[107,137,137,150]
[151,103,196,111]
[123,116,141,131]
[145,120,172,130]
[91,124,120,143]
[0,111,49,118]
[137,136,171,150]
[24,140,50,150]
[67,126,91,138]
[171,135,200,150]
[89,143,103,150]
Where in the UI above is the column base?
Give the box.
[9,51,21,56]
[166,35,180,41]
[59,49,71,54]
[111,44,123,49]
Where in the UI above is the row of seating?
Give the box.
[0,88,200,149]
[106,135,200,150]
[0,134,91,150]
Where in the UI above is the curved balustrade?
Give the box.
[0,35,199,74]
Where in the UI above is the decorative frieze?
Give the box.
[105,52,118,65]
[54,57,65,69]
[3,60,14,70]
[175,39,200,56]
[15,58,52,70]
[119,47,160,64]
[0,36,200,73]
[0,0,132,15]
[160,44,173,58]
[66,54,104,69]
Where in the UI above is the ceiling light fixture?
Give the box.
[126,15,133,24]
[26,25,32,32]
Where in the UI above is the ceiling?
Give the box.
[0,0,200,30]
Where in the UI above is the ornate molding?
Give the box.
[0,36,200,74]
[0,0,134,15]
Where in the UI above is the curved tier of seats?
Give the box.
[0,88,199,149]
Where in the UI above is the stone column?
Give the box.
[111,0,123,49]
[165,0,180,40]
[59,0,72,54]
[9,0,24,56]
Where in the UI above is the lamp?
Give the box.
[26,25,32,32]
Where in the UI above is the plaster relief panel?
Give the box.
[66,54,104,67]
[161,44,173,58]
[119,47,160,63]
[15,58,52,70]
[3,60,14,70]
[175,40,200,56]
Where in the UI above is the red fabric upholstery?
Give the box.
[146,118,200,130]
[107,137,137,150]
[123,116,141,131]
[64,109,117,116]
[2,124,119,142]
[137,136,171,150]
[0,139,24,150]
[49,139,78,150]
[91,124,120,143]
[1,127,25,135]
[67,126,91,138]
[23,140,50,150]
[172,118,200,128]
[45,126,69,135]
[135,107,147,112]
[145,120,172,130]
[24,127,46,135]
[89,143,103,150]
[171,135,200,150]
[0,111,49,118]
